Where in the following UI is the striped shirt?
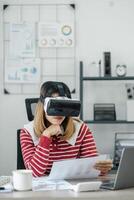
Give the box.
[20,121,98,177]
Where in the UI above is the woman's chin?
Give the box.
[52,120,62,125]
[52,117,65,124]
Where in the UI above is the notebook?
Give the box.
[101,147,134,190]
[0,176,11,187]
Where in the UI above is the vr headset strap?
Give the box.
[57,83,65,97]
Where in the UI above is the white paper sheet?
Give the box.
[48,155,107,180]
[32,177,72,191]
[5,58,40,83]
[38,22,74,47]
[0,176,13,193]
[10,23,35,58]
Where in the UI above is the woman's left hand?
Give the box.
[94,159,113,175]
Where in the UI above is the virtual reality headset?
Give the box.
[44,97,81,117]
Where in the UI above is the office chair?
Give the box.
[17,98,39,169]
[17,129,25,169]
[25,98,39,121]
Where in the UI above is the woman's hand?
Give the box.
[94,159,113,175]
[42,125,62,138]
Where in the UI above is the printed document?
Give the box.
[32,178,72,191]
[48,155,107,180]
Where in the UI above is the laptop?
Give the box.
[101,147,134,190]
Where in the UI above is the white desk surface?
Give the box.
[0,188,134,200]
[0,175,134,200]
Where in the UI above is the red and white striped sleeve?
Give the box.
[20,129,51,177]
[78,123,98,158]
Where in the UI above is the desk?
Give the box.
[0,175,134,200]
[0,188,134,200]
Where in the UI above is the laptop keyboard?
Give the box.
[101,180,115,189]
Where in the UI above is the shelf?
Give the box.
[82,76,134,81]
[84,120,134,124]
[79,61,134,121]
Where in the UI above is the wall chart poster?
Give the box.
[38,22,74,48]
[10,23,35,58]
[5,58,40,83]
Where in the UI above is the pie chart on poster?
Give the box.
[62,25,72,36]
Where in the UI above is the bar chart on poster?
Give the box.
[2,3,76,95]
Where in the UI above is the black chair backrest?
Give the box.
[25,98,39,121]
[17,129,25,169]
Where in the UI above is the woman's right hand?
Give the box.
[42,125,62,138]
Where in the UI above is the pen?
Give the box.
[0,187,5,190]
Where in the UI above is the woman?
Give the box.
[20,81,112,177]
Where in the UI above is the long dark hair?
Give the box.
[33,81,75,139]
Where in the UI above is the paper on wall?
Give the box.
[10,23,35,58]
[38,22,74,48]
[5,58,40,83]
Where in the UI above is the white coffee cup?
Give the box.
[12,169,33,191]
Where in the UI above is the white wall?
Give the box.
[75,0,134,156]
[1,0,134,175]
